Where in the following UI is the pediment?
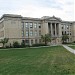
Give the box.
[48,17,57,20]
[46,16,62,22]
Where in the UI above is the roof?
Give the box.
[0,14,22,20]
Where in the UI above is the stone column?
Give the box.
[29,39,31,46]
[33,39,35,44]
[55,23,57,36]
[51,23,53,37]
[45,22,48,34]
[57,23,59,36]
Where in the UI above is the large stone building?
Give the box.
[0,14,75,46]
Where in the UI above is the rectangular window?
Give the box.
[62,31,63,35]
[22,22,24,30]
[22,30,24,37]
[26,31,29,36]
[30,23,33,28]
[30,31,33,36]
[39,39,41,43]
[67,25,69,29]
[25,40,29,45]
[34,23,37,28]
[35,30,37,36]
[65,31,66,34]
[38,23,41,28]
[39,30,41,36]
[62,27,63,29]
[25,23,29,28]
[35,39,37,44]
[31,40,33,44]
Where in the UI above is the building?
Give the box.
[0,14,75,46]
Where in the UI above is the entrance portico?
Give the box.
[48,22,61,44]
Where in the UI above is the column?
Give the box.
[57,23,59,36]
[29,39,31,46]
[59,23,62,37]
[33,39,35,44]
[51,23,53,37]
[55,23,57,37]
[45,22,48,34]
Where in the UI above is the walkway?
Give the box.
[62,45,75,54]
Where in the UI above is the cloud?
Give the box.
[0,0,74,21]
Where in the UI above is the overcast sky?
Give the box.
[0,0,74,21]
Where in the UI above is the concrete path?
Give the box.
[62,45,75,54]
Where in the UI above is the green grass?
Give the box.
[0,46,75,75]
[69,46,75,49]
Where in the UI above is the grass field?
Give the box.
[69,46,75,50]
[0,46,75,75]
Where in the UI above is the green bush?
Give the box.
[13,41,20,48]
[32,44,47,47]
[21,41,25,48]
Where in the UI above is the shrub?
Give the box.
[13,41,20,48]
[21,41,25,48]
[32,44,47,47]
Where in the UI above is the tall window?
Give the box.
[31,40,33,44]
[30,31,33,36]
[25,23,29,28]
[22,22,24,29]
[34,23,37,28]
[30,23,33,28]
[22,31,24,37]
[22,22,24,37]
[26,31,29,36]
[35,30,37,36]
[38,23,41,28]
[25,40,29,45]
[67,25,69,29]
[39,30,41,36]
[35,39,37,44]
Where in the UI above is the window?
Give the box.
[62,31,63,35]
[39,39,41,43]
[25,23,29,28]
[35,39,37,44]
[62,27,63,29]
[34,23,37,28]
[30,23,33,28]
[26,31,29,36]
[31,40,33,44]
[35,31,37,36]
[65,31,66,34]
[67,25,69,29]
[22,31,24,37]
[25,40,29,45]
[22,22,24,30]
[30,31,33,36]
[38,23,41,28]
[39,30,41,36]
[22,40,25,44]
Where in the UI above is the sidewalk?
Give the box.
[62,45,75,54]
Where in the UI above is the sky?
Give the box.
[0,0,74,21]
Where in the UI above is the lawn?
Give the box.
[0,46,75,75]
[69,46,75,50]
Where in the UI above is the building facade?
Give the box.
[0,14,75,46]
